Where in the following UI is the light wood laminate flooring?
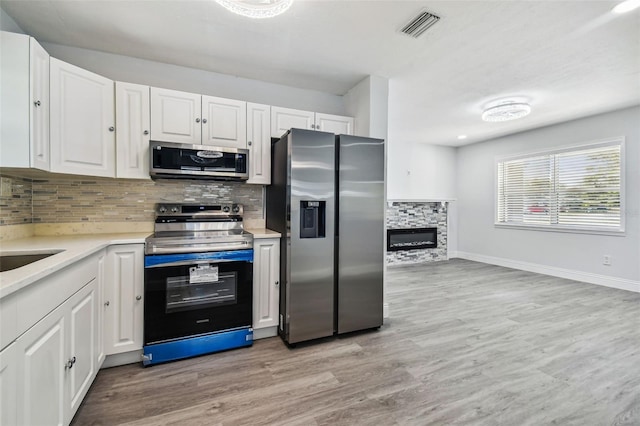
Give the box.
[72,259,640,425]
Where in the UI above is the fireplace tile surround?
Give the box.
[386,201,447,265]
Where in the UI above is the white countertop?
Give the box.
[0,233,150,299]
[0,229,280,299]
[246,228,281,239]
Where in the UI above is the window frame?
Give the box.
[494,137,625,236]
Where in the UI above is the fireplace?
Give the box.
[387,228,437,251]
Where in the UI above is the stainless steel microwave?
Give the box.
[150,141,249,181]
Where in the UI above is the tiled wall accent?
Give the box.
[30,177,263,224]
[0,175,33,225]
[386,201,447,265]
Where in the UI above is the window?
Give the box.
[496,139,624,233]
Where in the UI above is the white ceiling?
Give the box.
[2,0,639,146]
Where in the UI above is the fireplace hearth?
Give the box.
[387,227,437,251]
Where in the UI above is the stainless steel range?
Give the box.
[143,203,254,366]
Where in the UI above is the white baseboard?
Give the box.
[101,350,143,369]
[453,251,639,293]
[253,326,278,340]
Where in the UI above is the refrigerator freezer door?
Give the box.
[337,135,384,334]
[287,129,336,343]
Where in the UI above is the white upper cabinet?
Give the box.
[202,95,247,149]
[151,89,248,149]
[247,103,271,185]
[50,58,115,177]
[0,31,50,170]
[316,112,354,135]
[115,82,151,179]
[271,106,354,138]
[150,87,201,144]
[271,106,315,138]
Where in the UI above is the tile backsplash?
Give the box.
[0,173,264,226]
[0,176,32,225]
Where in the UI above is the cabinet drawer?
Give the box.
[14,254,98,342]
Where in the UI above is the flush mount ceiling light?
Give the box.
[612,0,640,14]
[214,0,293,19]
[481,99,532,122]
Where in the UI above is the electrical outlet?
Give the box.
[603,255,612,266]
[0,177,12,197]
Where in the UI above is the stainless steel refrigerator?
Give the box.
[266,128,384,344]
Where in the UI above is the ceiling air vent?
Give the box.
[401,10,440,38]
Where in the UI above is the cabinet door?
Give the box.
[247,103,271,185]
[116,82,151,179]
[150,87,201,144]
[96,251,106,367]
[16,304,66,426]
[0,343,17,426]
[202,95,247,148]
[104,244,144,355]
[66,279,97,422]
[29,37,50,171]
[270,106,314,138]
[316,112,354,135]
[253,238,280,329]
[50,58,115,177]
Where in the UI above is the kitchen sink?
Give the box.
[0,250,64,272]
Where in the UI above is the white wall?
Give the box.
[0,7,23,33]
[344,75,389,140]
[387,142,457,201]
[386,78,457,201]
[41,42,346,115]
[455,106,640,288]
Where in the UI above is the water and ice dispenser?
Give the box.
[300,201,326,238]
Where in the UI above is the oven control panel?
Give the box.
[155,204,243,217]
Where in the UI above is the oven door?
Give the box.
[144,250,253,345]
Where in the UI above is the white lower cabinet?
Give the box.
[0,342,17,426]
[15,277,97,426]
[253,238,280,338]
[104,244,144,355]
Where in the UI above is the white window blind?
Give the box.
[496,141,623,232]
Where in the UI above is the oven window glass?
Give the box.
[165,270,237,313]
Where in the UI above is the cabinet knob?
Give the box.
[109,126,115,132]
[248,141,252,146]
[64,356,76,370]
[34,100,41,107]
[104,301,110,307]
[136,295,142,301]
[275,280,279,286]
[202,118,207,124]
[195,118,201,123]
[143,130,149,135]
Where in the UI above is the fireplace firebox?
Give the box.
[386,228,437,251]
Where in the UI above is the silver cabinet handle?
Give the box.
[136,295,142,301]
[248,141,252,146]
[109,126,115,132]
[64,356,76,370]
[104,301,110,306]
[34,100,41,107]
[202,118,207,124]
[195,118,201,123]
[143,130,149,135]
